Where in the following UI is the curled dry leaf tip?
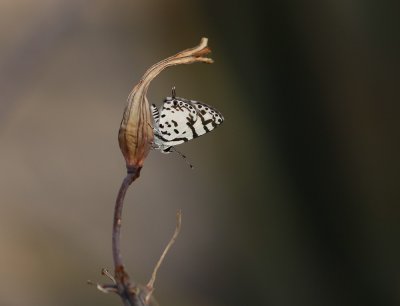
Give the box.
[118,38,213,173]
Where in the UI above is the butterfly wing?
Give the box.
[153,97,224,148]
[190,100,224,138]
[155,97,197,146]
[151,103,160,123]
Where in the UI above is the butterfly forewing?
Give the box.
[190,101,224,137]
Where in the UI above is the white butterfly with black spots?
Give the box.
[151,88,224,154]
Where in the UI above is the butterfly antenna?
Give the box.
[170,147,194,169]
[172,86,176,98]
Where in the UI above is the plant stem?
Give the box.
[113,167,141,273]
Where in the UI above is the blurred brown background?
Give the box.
[0,1,399,306]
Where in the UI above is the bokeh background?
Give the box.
[0,1,399,305]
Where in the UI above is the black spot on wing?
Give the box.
[197,110,222,131]
[156,134,189,144]
[175,137,189,142]
[151,104,160,122]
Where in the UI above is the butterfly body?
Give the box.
[151,95,224,154]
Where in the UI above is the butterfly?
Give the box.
[151,87,224,156]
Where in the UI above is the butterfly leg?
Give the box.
[168,147,194,169]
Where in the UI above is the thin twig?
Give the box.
[146,210,182,300]
[102,268,116,284]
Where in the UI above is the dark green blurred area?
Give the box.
[0,1,399,306]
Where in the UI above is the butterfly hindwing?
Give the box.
[151,104,160,123]
[157,98,197,145]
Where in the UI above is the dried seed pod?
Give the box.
[118,38,213,172]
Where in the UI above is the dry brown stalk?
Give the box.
[91,38,213,306]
